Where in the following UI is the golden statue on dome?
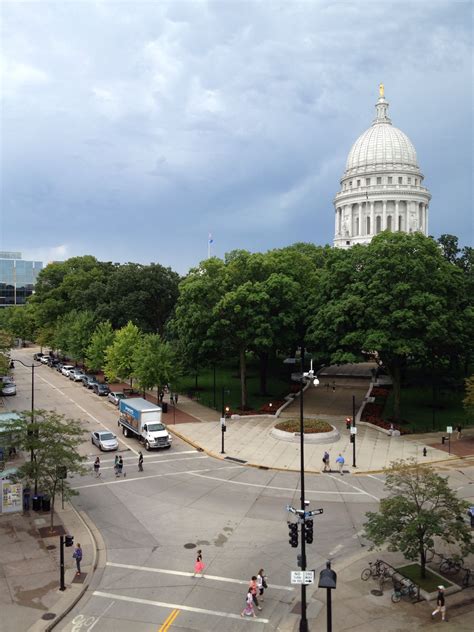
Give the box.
[379,83,385,98]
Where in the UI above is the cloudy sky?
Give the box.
[1,0,472,274]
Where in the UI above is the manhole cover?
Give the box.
[184,543,197,549]
[371,589,384,597]
[42,613,56,621]
[46,544,56,550]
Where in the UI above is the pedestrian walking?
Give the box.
[73,543,83,576]
[456,424,462,440]
[138,451,144,472]
[23,486,31,512]
[248,576,262,610]
[257,568,267,602]
[322,451,330,472]
[93,457,101,478]
[431,585,446,621]
[193,549,205,576]
[114,454,119,476]
[336,453,345,476]
[241,589,257,618]
[118,456,124,477]
[174,393,179,404]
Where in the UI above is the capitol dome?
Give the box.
[345,124,418,176]
[333,85,431,249]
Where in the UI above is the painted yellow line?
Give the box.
[159,608,179,632]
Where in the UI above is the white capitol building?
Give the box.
[334,86,431,248]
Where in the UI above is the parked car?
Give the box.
[61,365,75,377]
[49,359,60,368]
[1,382,16,396]
[108,391,126,406]
[0,375,14,384]
[33,352,44,361]
[56,362,64,372]
[69,369,85,382]
[93,383,110,396]
[84,375,99,389]
[90,430,118,451]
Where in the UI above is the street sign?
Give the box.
[220,417,226,427]
[350,427,357,435]
[291,570,315,585]
[446,426,453,434]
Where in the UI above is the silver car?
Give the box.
[1,382,16,396]
[91,431,119,451]
[61,365,75,377]
[108,391,126,406]
[69,369,85,382]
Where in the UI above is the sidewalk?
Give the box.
[0,500,103,632]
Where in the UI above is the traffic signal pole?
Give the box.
[59,535,66,591]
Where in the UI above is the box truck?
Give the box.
[118,398,172,450]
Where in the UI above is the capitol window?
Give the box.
[408,177,411,184]
[366,178,371,185]
[376,177,382,184]
[357,179,360,186]
[349,181,352,187]
[388,176,392,184]
[398,176,403,184]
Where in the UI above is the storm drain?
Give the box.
[42,613,56,621]
[224,456,247,464]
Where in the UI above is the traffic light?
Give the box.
[65,535,74,547]
[288,522,298,548]
[350,434,355,443]
[305,519,314,544]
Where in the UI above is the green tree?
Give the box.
[363,460,473,579]
[104,321,142,384]
[10,411,87,529]
[133,334,177,401]
[86,321,115,372]
[309,232,468,421]
[0,305,37,343]
[463,375,474,413]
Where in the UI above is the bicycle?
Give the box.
[391,578,417,603]
[440,557,463,575]
[361,559,386,581]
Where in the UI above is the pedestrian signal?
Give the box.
[288,522,298,548]
[305,519,314,544]
[65,535,74,547]
[350,434,355,443]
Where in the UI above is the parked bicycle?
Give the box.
[391,578,417,603]
[439,557,463,575]
[361,559,386,581]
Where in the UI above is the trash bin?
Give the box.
[41,495,51,512]
[162,402,168,413]
[441,436,446,444]
[32,495,42,511]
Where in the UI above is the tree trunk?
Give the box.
[420,542,426,579]
[240,347,247,409]
[259,352,269,395]
[195,371,198,389]
[391,364,402,422]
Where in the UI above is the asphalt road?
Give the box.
[8,352,474,632]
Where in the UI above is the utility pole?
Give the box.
[352,394,356,468]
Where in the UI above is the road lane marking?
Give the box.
[107,562,294,591]
[328,544,343,556]
[366,474,385,483]
[187,471,365,495]
[71,463,242,490]
[159,608,179,631]
[87,601,115,630]
[327,474,380,501]
[93,591,269,623]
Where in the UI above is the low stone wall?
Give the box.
[270,424,340,444]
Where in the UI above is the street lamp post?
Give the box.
[318,561,337,632]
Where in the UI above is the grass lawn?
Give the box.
[383,386,472,433]
[397,563,452,593]
[174,359,292,412]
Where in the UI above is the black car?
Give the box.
[93,383,110,396]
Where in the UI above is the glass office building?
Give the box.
[0,252,43,307]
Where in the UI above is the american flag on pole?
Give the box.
[208,233,214,244]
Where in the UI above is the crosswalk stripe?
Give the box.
[107,562,294,592]
[93,591,269,623]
